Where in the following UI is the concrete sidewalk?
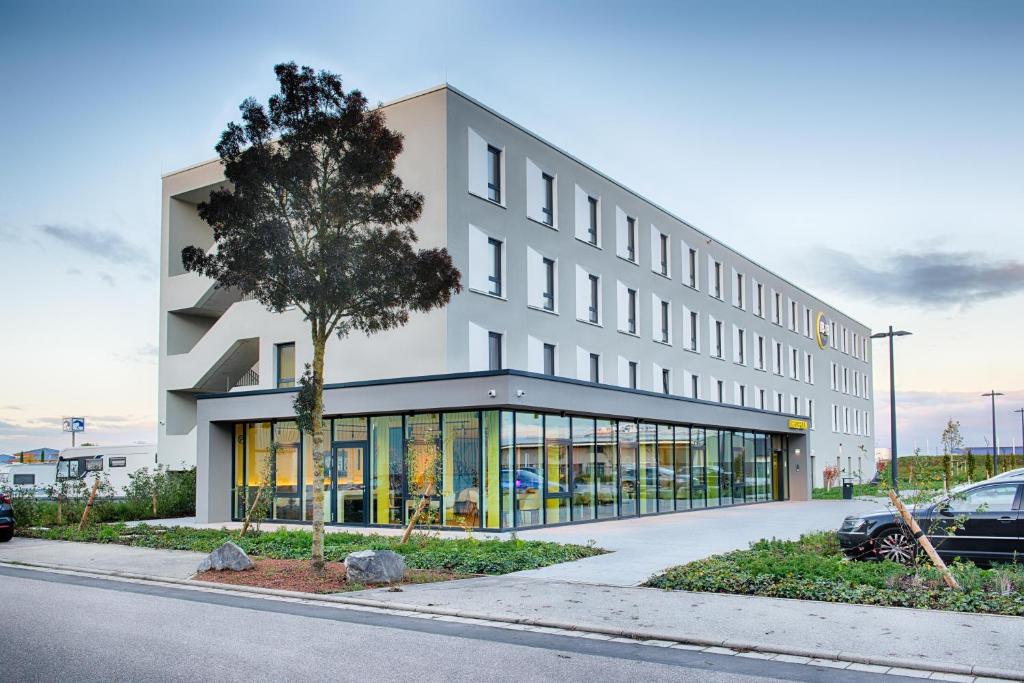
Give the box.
[356,575,1024,676]
[0,537,204,579]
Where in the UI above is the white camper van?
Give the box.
[56,443,163,496]
[0,462,58,496]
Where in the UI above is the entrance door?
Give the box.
[334,443,366,524]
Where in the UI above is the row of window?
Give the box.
[830,362,870,399]
[467,127,868,365]
[231,412,788,530]
[831,405,873,437]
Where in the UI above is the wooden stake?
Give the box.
[887,489,959,589]
[78,477,100,531]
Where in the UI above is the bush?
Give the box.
[647,531,1024,616]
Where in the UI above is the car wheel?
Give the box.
[0,528,13,543]
[875,528,916,564]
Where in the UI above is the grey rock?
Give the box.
[197,541,253,572]
[344,549,406,584]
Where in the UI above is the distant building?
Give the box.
[955,446,1019,456]
[3,448,60,463]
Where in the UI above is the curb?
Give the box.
[3,560,1022,681]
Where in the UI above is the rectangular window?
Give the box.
[276,342,295,388]
[587,196,599,244]
[756,283,764,316]
[804,308,812,337]
[689,311,698,351]
[688,248,697,288]
[488,332,502,370]
[626,216,636,261]
[791,348,799,379]
[627,288,637,334]
[774,292,781,324]
[109,457,127,468]
[659,233,669,276]
[542,257,555,311]
[628,361,638,389]
[717,380,724,403]
[486,145,501,203]
[588,274,600,323]
[739,384,746,406]
[736,328,745,364]
[487,237,502,296]
[757,336,765,369]
[793,396,799,414]
[714,261,722,298]
[790,300,798,331]
[543,343,556,376]
[759,388,766,409]
[541,172,554,226]
[662,368,671,394]
[715,320,723,358]
[691,374,699,399]
[736,272,744,308]
[589,353,600,382]
[660,300,670,343]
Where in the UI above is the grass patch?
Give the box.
[646,531,1024,616]
[812,483,881,500]
[16,523,604,575]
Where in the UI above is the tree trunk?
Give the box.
[78,478,100,531]
[152,489,158,517]
[239,485,265,538]
[400,481,436,545]
[56,495,63,526]
[310,333,327,573]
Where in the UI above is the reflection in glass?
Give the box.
[482,411,502,529]
[718,430,732,507]
[545,415,571,524]
[515,413,543,527]
[595,419,617,518]
[499,412,514,528]
[302,423,332,522]
[571,417,596,522]
[443,411,481,528]
[370,416,404,525]
[405,414,441,526]
[674,427,690,509]
[233,424,244,519]
[657,424,674,512]
[690,428,706,508]
[705,429,720,507]
[618,421,638,516]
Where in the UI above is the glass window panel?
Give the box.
[443,411,481,528]
[482,411,502,529]
[336,444,365,524]
[233,424,245,519]
[246,422,272,488]
[705,428,721,507]
[515,412,544,527]
[499,411,514,529]
[276,343,296,389]
[717,430,732,506]
[638,423,658,515]
[370,416,404,525]
[690,428,706,508]
[657,424,674,512]
[595,419,617,518]
[756,433,768,501]
[405,414,441,526]
[334,417,367,442]
[544,415,571,525]
[571,417,596,522]
[674,427,690,509]
[302,423,332,522]
[618,421,638,516]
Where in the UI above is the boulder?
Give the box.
[197,541,253,572]
[344,549,406,584]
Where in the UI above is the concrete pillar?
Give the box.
[787,432,811,501]
[196,417,233,524]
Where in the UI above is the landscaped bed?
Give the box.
[646,531,1024,616]
[17,523,604,575]
[195,558,467,593]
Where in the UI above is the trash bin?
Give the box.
[841,478,854,500]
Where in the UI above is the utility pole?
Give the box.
[982,391,1004,473]
[871,326,911,493]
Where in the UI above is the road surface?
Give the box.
[0,565,906,682]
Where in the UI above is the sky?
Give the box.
[0,0,1022,455]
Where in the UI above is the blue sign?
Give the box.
[62,417,85,433]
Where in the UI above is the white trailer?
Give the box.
[0,462,58,496]
[55,443,171,496]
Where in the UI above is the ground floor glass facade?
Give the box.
[231,410,789,530]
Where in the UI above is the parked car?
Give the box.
[991,467,1024,482]
[837,473,1023,565]
[0,491,14,542]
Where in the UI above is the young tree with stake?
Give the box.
[183,63,462,572]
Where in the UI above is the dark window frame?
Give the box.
[486,145,502,203]
[587,196,599,244]
[541,172,555,226]
[543,343,556,376]
[588,274,600,323]
[276,342,296,389]
[542,257,556,311]
[488,332,503,371]
[487,237,503,296]
[627,288,637,334]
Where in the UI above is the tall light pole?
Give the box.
[871,326,911,493]
[982,391,1004,473]
[1014,408,1024,458]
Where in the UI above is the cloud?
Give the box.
[39,223,151,266]
[66,267,82,276]
[810,247,1024,307]
[98,272,116,287]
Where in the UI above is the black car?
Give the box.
[838,475,1023,565]
[0,491,13,542]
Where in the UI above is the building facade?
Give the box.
[159,85,874,528]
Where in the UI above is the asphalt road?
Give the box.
[0,566,904,682]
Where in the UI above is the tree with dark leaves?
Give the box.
[183,63,462,572]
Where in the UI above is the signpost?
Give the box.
[62,417,85,447]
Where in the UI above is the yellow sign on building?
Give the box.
[788,418,809,431]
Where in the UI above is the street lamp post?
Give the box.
[1014,408,1024,458]
[871,326,911,493]
[982,391,1004,473]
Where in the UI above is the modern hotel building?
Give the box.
[159,85,874,530]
